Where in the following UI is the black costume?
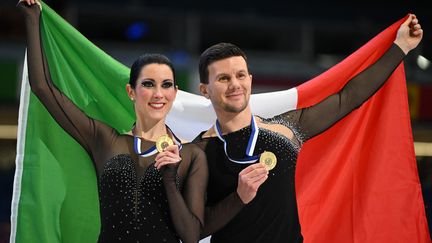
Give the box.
[194,44,406,242]
[21,5,207,243]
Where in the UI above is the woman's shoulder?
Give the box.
[180,141,205,155]
[178,142,208,176]
[181,142,208,163]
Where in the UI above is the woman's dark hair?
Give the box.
[199,42,248,84]
[129,53,176,88]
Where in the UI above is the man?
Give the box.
[194,15,423,242]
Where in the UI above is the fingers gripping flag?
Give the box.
[11,2,430,242]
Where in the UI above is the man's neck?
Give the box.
[215,107,252,134]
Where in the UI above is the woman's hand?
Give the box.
[17,0,41,9]
[17,0,41,20]
[154,144,182,181]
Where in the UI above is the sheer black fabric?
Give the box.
[195,126,303,243]
[20,4,207,243]
[194,44,405,242]
[281,44,405,141]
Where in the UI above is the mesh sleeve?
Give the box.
[200,192,244,238]
[20,3,112,161]
[163,146,208,243]
[281,44,405,141]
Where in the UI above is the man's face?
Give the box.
[201,56,252,114]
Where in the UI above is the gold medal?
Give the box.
[156,134,174,152]
[259,151,277,171]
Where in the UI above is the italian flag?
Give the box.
[11,2,430,242]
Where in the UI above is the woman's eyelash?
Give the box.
[162,82,174,88]
[140,80,174,88]
[141,81,154,87]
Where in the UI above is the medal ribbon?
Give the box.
[134,125,182,157]
[215,115,260,164]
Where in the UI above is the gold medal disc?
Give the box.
[259,151,277,171]
[156,135,174,152]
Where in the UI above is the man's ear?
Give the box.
[199,83,209,99]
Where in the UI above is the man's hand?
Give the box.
[237,163,268,204]
[394,14,423,54]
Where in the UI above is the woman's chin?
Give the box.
[147,112,169,122]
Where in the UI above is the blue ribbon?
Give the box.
[215,116,260,164]
[133,125,182,157]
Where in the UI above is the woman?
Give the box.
[18,1,207,242]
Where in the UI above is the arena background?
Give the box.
[0,0,431,242]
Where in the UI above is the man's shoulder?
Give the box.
[190,129,219,152]
[191,130,207,143]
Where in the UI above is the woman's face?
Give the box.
[128,63,177,123]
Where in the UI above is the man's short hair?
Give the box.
[199,43,248,84]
